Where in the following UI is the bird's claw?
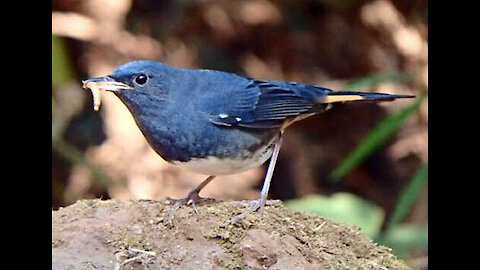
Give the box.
[226,199,282,225]
[165,191,214,225]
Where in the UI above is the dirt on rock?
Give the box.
[52,199,413,270]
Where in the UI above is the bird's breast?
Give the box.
[171,142,275,175]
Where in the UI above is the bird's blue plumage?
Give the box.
[109,62,279,162]
[82,60,414,221]
[99,60,411,163]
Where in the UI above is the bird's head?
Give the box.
[82,60,172,110]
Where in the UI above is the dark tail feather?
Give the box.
[320,91,415,104]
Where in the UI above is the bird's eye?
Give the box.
[134,74,148,85]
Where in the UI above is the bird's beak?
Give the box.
[82,76,133,92]
[82,76,133,111]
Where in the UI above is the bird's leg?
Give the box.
[166,175,216,223]
[229,136,283,224]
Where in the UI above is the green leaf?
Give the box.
[375,164,428,258]
[386,163,428,230]
[52,35,74,88]
[376,224,428,259]
[331,92,427,181]
[285,193,384,238]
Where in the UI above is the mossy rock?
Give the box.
[52,199,413,269]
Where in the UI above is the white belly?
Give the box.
[172,143,275,175]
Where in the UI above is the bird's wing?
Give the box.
[200,69,414,129]
[208,79,330,129]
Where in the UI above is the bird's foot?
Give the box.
[165,190,214,225]
[227,199,282,224]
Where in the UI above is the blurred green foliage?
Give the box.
[52,35,113,203]
[378,224,428,259]
[52,35,73,141]
[286,193,384,238]
[52,35,73,88]
[287,162,428,259]
[385,163,428,230]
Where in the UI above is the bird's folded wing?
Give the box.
[208,79,329,129]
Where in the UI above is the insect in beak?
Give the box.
[82,76,133,111]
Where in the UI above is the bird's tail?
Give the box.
[320,90,415,104]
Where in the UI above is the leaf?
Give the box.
[52,35,74,88]
[376,224,428,259]
[386,163,428,230]
[285,193,384,238]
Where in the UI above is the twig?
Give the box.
[114,247,157,270]
[314,221,327,232]
[129,247,156,257]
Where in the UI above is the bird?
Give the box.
[83,60,414,223]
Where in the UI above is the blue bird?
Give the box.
[83,60,414,223]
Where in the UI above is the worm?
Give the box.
[91,85,101,111]
[83,81,102,111]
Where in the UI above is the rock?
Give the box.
[52,199,412,269]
